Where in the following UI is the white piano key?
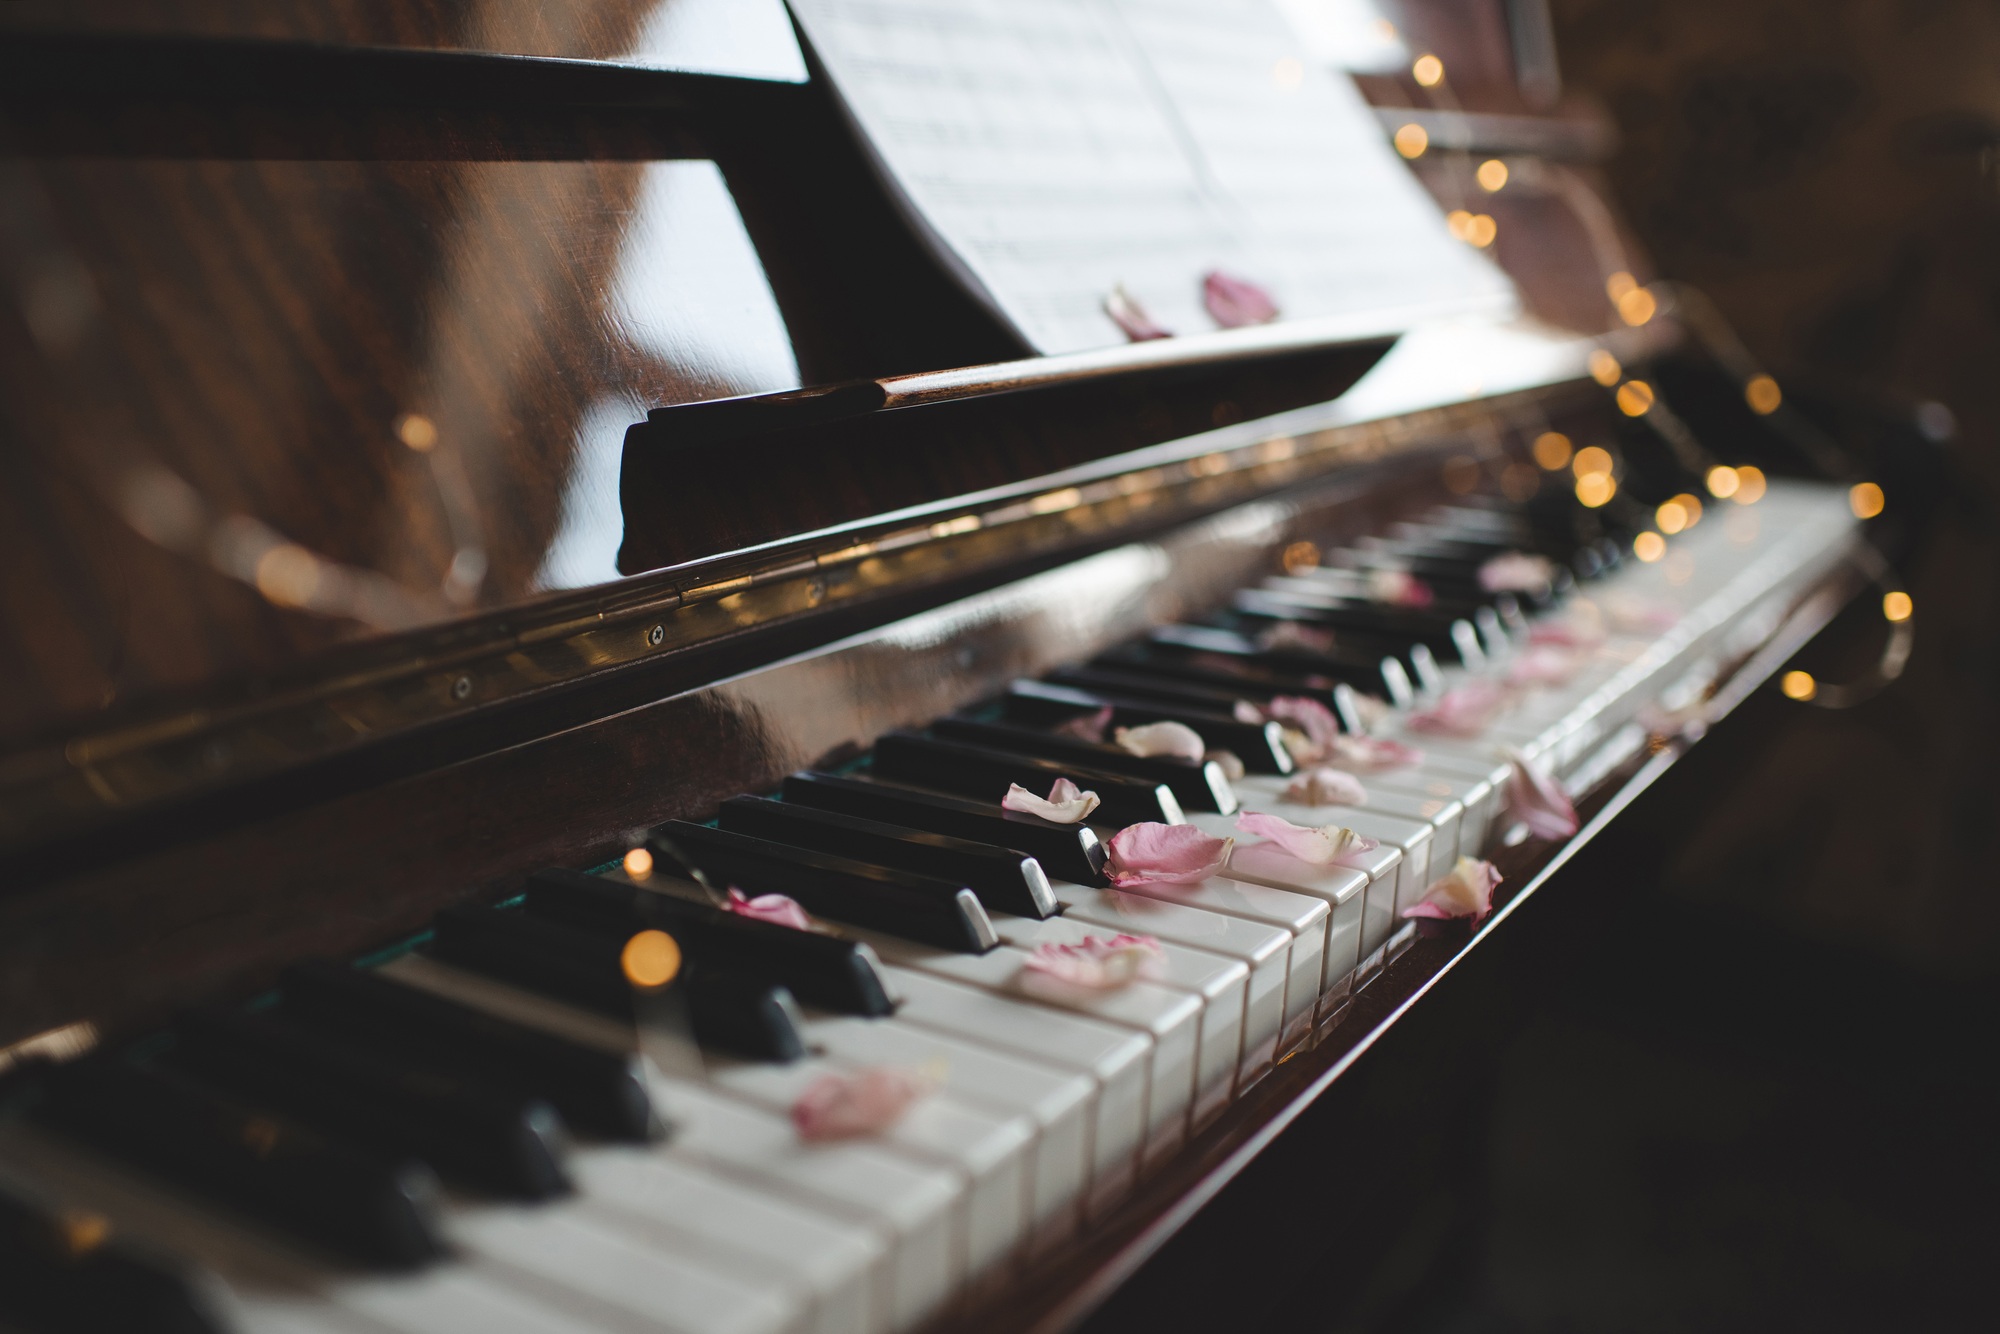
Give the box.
[706,1053,1032,1282]
[1051,887,1289,1087]
[1197,843,1371,1004]
[798,1010,1093,1251]
[986,911,1246,1128]
[645,1077,961,1334]
[569,1153,886,1334]
[877,964,1150,1214]
[857,932,1200,1166]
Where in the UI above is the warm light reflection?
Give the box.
[1849,481,1885,518]
[1394,123,1429,158]
[255,543,322,608]
[1572,446,1613,477]
[623,847,654,880]
[1745,374,1782,414]
[1588,349,1622,386]
[1605,271,1637,301]
[1466,214,1497,248]
[1476,159,1509,192]
[1707,465,1741,499]
[1273,57,1304,88]
[622,929,682,989]
[1655,500,1689,534]
[1282,540,1321,574]
[1617,287,1658,326]
[1576,472,1616,507]
[1883,591,1913,623]
[1532,431,1573,470]
[1446,209,1473,241]
[1733,465,1767,504]
[1616,380,1656,416]
[396,413,438,452]
[1633,531,1666,562]
[57,1211,109,1257]
[1413,53,1444,86]
[1672,492,1704,526]
[1781,670,1817,701]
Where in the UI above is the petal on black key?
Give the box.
[171,1008,572,1201]
[779,772,1108,883]
[281,961,658,1141]
[868,731,1184,826]
[428,906,809,1061]
[522,868,897,1015]
[1000,678,1294,774]
[0,1180,233,1334]
[33,1058,445,1268]
[928,717,1238,814]
[715,797,1059,918]
[651,821,999,953]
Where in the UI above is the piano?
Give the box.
[0,3,1892,1332]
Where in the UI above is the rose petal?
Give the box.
[1504,750,1578,839]
[1349,693,1395,731]
[1281,766,1368,806]
[725,887,813,931]
[1260,695,1342,763]
[1323,734,1424,772]
[1235,810,1378,865]
[1105,284,1172,341]
[1478,551,1556,594]
[1201,269,1279,327]
[1114,720,1206,762]
[1401,856,1503,923]
[1206,749,1246,781]
[1255,620,1340,654]
[1020,933,1165,989]
[1407,681,1510,738]
[1002,778,1101,824]
[1054,705,1113,742]
[1507,644,1579,687]
[792,1067,935,1141]
[1368,568,1434,609]
[1104,823,1233,886]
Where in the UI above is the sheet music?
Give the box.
[786,0,1515,354]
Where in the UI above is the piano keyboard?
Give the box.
[0,480,1857,1334]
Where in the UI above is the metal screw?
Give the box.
[452,675,472,701]
[648,624,665,647]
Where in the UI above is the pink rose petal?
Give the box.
[1201,269,1280,327]
[1281,766,1368,806]
[1255,620,1340,654]
[1235,810,1379,865]
[1257,695,1343,764]
[1105,284,1172,341]
[1104,823,1233,886]
[1002,778,1101,824]
[1054,705,1113,742]
[1323,734,1424,772]
[1401,856,1503,923]
[1478,551,1556,594]
[1114,720,1206,762]
[1368,568,1434,609]
[1407,681,1510,738]
[1206,749,1246,781]
[1020,933,1165,989]
[725,887,813,931]
[1507,644,1579,687]
[1504,750,1578,839]
[792,1067,935,1141]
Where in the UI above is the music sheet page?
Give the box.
[786,0,1516,354]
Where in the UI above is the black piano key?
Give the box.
[928,716,1239,814]
[1089,643,1362,711]
[1139,624,1417,706]
[1220,592,1487,666]
[170,1008,572,1201]
[522,867,897,1015]
[280,961,658,1141]
[429,906,809,1061]
[0,1181,232,1334]
[868,730,1184,826]
[714,796,1059,919]
[650,821,999,954]
[779,772,1109,883]
[1210,606,1444,696]
[33,1058,445,1269]
[1050,660,1368,732]
[999,678,1294,773]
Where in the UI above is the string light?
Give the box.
[1745,375,1782,414]
[1672,492,1703,526]
[1446,209,1473,240]
[1575,472,1616,507]
[1588,349,1621,386]
[1615,380,1655,417]
[623,847,654,879]
[1466,214,1497,247]
[621,930,682,989]
[1605,272,1638,301]
[1849,481,1885,518]
[1733,465,1766,504]
[1780,670,1817,701]
[1883,591,1913,623]
[1282,540,1321,573]
[1706,465,1740,499]
[1572,446,1613,477]
[1412,54,1444,86]
[1617,287,1658,325]
[396,413,438,452]
[1655,499,1689,534]
[1476,159,1509,192]
[1633,532,1666,562]
[1394,123,1429,158]
[1532,431,1573,470]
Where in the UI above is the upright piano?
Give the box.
[0,3,1881,1332]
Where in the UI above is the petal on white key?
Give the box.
[1198,807,1425,962]
[1233,811,1378,865]
[1103,823,1233,886]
